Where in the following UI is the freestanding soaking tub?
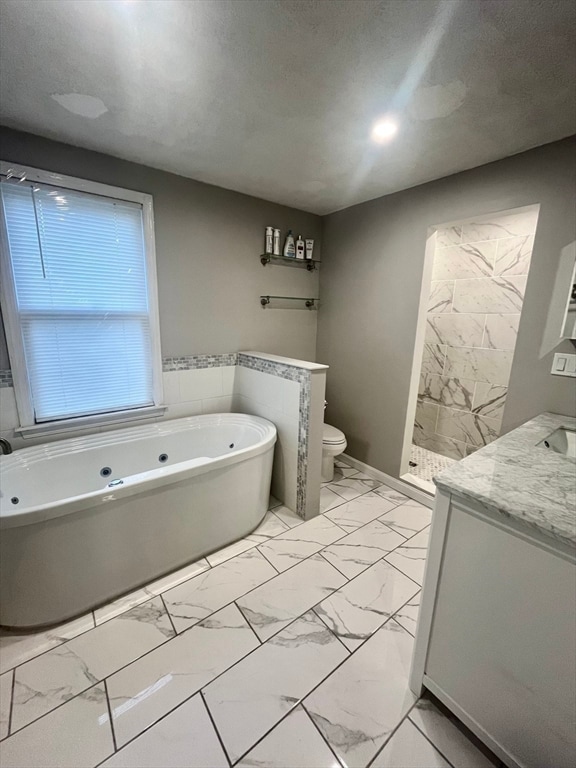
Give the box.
[0,413,276,629]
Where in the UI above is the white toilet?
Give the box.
[322,423,347,482]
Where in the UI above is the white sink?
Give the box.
[537,427,576,459]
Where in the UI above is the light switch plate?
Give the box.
[551,352,576,377]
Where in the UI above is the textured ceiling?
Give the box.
[0,0,575,214]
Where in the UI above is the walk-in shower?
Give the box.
[402,205,540,493]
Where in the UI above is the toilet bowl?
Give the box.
[322,424,347,482]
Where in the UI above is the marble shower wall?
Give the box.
[413,209,539,460]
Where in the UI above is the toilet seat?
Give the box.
[323,424,346,446]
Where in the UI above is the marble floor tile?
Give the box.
[237,554,347,641]
[107,603,259,748]
[319,486,347,514]
[0,613,95,675]
[0,684,113,768]
[258,515,345,572]
[325,492,398,532]
[94,559,210,625]
[385,528,430,585]
[372,483,410,505]
[101,694,228,768]
[379,500,433,539]
[315,560,420,650]
[270,504,304,529]
[410,698,496,767]
[305,620,416,767]
[334,457,352,468]
[12,596,174,733]
[245,510,290,544]
[393,592,421,636]
[163,549,276,632]
[206,512,290,567]
[320,520,406,578]
[206,536,258,566]
[371,718,450,767]
[329,465,361,482]
[326,474,383,501]
[236,705,338,768]
[203,611,348,763]
[0,669,13,740]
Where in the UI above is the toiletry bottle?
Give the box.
[265,226,274,255]
[273,229,281,256]
[283,230,295,258]
[305,239,314,260]
[295,234,305,260]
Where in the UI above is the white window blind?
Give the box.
[1,181,155,422]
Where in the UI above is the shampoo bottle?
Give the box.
[265,226,274,255]
[283,230,295,258]
[295,234,305,260]
[273,228,281,255]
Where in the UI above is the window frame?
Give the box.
[0,160,164,435]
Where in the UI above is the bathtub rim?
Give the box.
[0,413,277,530]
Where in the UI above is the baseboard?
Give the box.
[341,453,434,508]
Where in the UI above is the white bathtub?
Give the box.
[0,413,276,629]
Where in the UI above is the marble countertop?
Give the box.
[434,412,576,549]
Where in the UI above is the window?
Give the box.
[0,163,162,431]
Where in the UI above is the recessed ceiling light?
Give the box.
[371,117,399,143]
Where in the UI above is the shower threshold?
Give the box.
[401,444,457,495]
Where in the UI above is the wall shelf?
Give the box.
[260,253,319,271]
[260,295,318,309]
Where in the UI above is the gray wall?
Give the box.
[0,127,322,365]
[317,137,576,477]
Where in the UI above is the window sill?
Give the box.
[15,406,167,439]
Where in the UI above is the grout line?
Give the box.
[159,594,178,637]
[316,551,352,581]
[300,701,347,767]
[233,601,263,646]
[254,545,281,574]
[103,678,118,753]
[408,714,459,768]
[200,690,233,767]
[365,698,421,768]
[6,668,15,739]
[222,624,359,765]
[310,607,353,657]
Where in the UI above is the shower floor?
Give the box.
[408,444,457,486]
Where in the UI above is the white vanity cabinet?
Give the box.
[410,489,576,768]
